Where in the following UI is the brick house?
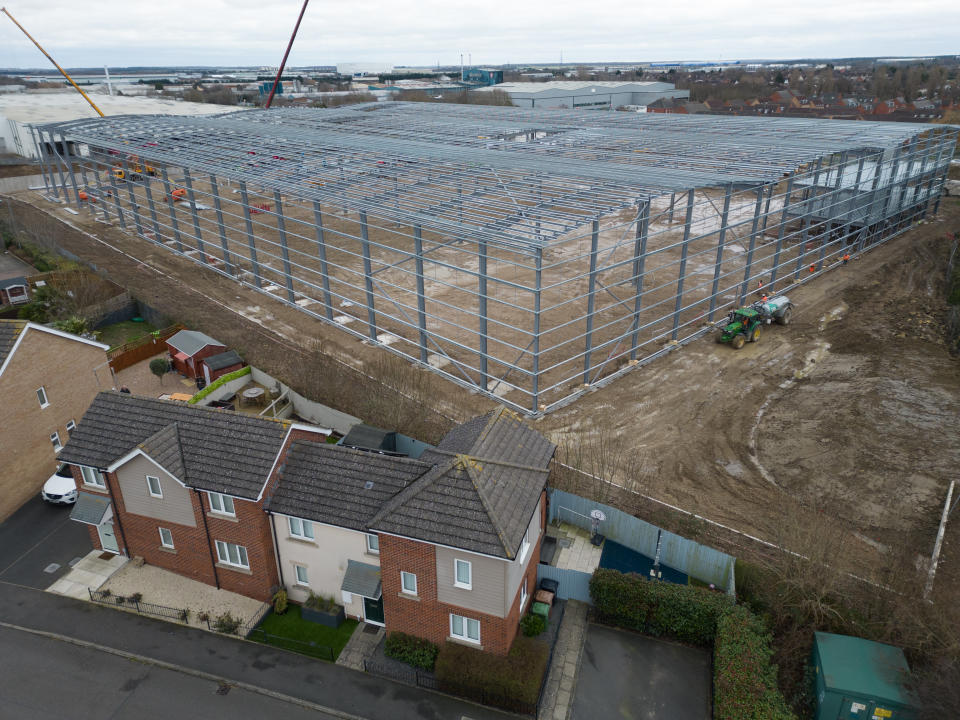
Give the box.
[267,408,555,655]
[165,329,226,380]
[59,391,330,601]
[0,320,110,519]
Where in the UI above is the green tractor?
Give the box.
[718,295,794,349]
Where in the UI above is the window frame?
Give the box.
[50,431,62,453]
[65,419,76,436]
[146,475,163,498]
[208,492,236,517]
[294,564,309,586]
[450,613,481,644]
[215,540,249,569]
[400,571,418,596]
[365,534,379,555]
[81,466,105,489]
[288,516,314,540]
[158,527,174,549]
[36,386,49,408]
[454,558,472,590]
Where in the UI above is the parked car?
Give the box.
[41,464,78,505]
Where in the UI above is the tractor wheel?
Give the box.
[777,306,793,325]
[751,326,761,343]
[731,333,747,350]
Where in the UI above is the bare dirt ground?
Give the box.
[4,189,959,590]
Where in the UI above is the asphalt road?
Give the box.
[0,495,92,589]
[0,625,343,720]
[572,624,711,720]
[0,248,35,282]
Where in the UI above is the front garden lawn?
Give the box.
[254,605,358,661]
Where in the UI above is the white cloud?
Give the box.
[0,0,957,68]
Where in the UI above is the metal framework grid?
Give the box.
[33,103,958,415]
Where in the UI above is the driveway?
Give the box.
[0,249,35,282]
[0,495,92,589]
[572,624,711,720]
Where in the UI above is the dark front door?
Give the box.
[363,595,384,625]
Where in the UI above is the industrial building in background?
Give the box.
[33,103,957,415]
[480,81,689,109]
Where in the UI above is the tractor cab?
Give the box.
[719,307,763,349]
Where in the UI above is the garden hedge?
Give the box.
[384,631,438,671]
[188,365,252,404]
[589,568,795,720]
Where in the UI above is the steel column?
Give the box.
[274,190,295,302]
[210,174,234,275]
[183,169,206,261]
[57,131,82,206]
[532,248,542,413]
[795,156,823,280]
[582,219,601,385]
[479,236,489,389]
[106,162,126,230]
[312,201,334,320]
[708,184,733,321]
[239,181,262,287]
[769,173,795,288]
[671,190,695,340]
[159,166,182,251]
[360,211,377,341]
[629,200,650,360]
[739,188,766,300]
[414,225,428,364]
[123,161,144,238]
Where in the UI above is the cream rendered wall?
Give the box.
[271,514,378,621]
[115,453,196,527]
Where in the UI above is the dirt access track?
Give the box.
[4,190,959,587]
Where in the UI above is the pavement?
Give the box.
[0,496,92,589]
[571,624,711,720]
[537,600,588,720]
[337,621,385,671]
[48,549,127,599]
[0,624,345,720]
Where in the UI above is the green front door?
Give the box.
[363,595,384,625]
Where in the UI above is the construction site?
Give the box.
[31,103,957,415]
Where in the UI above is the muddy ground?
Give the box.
[3,189,959,594]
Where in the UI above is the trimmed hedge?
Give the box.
[435,636,549,711]
[714,605,794,720]
[188,365,252,404]
[589,568,795,720]
[384,631,438,671]
[589,567,730,646]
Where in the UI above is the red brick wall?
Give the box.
[379,530,543,656]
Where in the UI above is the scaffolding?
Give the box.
[33,103,958,415]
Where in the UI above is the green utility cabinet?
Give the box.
[812,632,916,720]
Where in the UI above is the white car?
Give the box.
[41,464,78,505]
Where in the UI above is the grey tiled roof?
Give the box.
[370,452,550,559]
[203,350,243,371]
[341,560,382,599]
[265,442,428,531]
[70,493,112,525]
[166,329,222,357]
[60,392,289,499]
[0,319,27,368]
[436,407,556,470]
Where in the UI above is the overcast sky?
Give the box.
[1,0,957,69]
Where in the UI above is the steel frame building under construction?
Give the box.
[33,103,957,415]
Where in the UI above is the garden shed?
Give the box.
[165,329,225,379]
[201,349,245,384]
[812,632,916,720]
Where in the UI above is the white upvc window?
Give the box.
[294,564,309,586]
[159,527,174,549]
[365,534,379,555]
[518,525,531,565]
[288,517,314,540]
[401,571,418,596]
[208,492,236,517]
[520,577,528,612]
[454,559,472,590]
[37,386,49,408]
[146,475,162,498]
[50,432,62,453]
[81,466,105,488]
[450,614,480,644]
[215,540,249,569]
[66,420,76,436]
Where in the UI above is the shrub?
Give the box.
[589,567,729,646]
[304,592,338,613]
[520,613,546,637]
[272,588,288,615]
[129,592,143,603]
[384,632,439,671]
[714,606,795,720]
[213,612,242,634]
[188,365,251,404]
[435,636,549,712]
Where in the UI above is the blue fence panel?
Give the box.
[657,530,734,589]
[537,564,593,603]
